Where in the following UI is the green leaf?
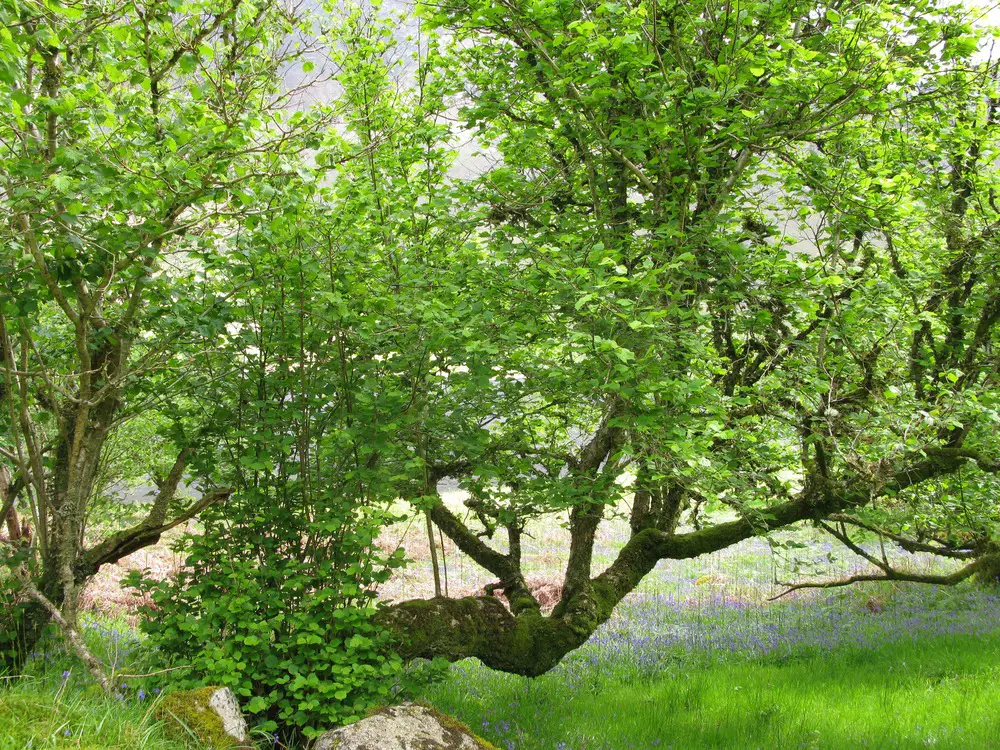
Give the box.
[104,64,126,83]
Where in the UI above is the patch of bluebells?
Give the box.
[25,617,168,704]
[81,619,142,671]
[579,584,1000,677]
[434,582,1000,749]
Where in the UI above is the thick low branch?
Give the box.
[593,494,827,611]
[376,595,591,677]
[381,494,825,676]
[83,486,230,572]
[383,445,999,677]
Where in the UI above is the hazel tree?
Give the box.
[0,0,334,669]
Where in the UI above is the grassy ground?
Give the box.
[0,680,188,750]
[0,614,197,750]
[420,584,1000,749]
[3,501,1000,748]
[5,584,1000,749]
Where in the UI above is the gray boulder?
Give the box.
[313,702,496,750]
[209,687,250,744]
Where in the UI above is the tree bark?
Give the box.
[379,494,824,676]
[17,572,110,692]
[0,466,20,542]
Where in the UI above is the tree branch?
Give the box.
[84,486,231,571]
[769,557,988,601]
[818,520,889,571]
[15,569,110,693]
[826,513,976,559]
[428,497,538,614]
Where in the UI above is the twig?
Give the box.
[819,520,888,572]
[770,557,986,601]
[14,570,110,693]
[826,513,975,559]
[112,665,193,680]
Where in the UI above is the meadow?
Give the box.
[3,504,999,749]
[422,585,1000,749]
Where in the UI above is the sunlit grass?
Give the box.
[0,612,201,750]
[5,523,1000,749]
[0,681,189,750]
[421,584,1000,749]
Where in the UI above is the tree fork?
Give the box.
[381,493,841,676]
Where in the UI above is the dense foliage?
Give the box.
[0,0,337,669]
[3,0,1000,737]
[128,492,403,739]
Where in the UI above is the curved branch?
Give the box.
[83,487,231,572]
[769,556,989,601]
[381,495,824,676]
[376,594,604,677]
[383,445,1000,677]
[429,498,538,614]
[818,520,890,571]
[826,513,976,559]
[16,570,110,693]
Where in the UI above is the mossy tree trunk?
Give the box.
[379,445,990,677]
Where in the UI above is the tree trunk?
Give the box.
[1,467,21,542]
[378,493,827,676]
[377,594,598,677]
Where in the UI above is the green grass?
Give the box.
[8,626,1000,750]
[0,680,190,750]
[0,613,204,750]
[421,631,1000,749]
[5,517,1000,750]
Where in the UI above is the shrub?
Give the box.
[0,571,21,668]
[127,488,406,743]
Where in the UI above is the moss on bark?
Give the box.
[377,586,618,677]
[977,553,1000,586]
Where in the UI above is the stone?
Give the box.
[314,702,499,750]
[208,687,250,743]
[155,686,251,749]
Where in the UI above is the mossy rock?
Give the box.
[154,687,251,749]
[426,706,500,750]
